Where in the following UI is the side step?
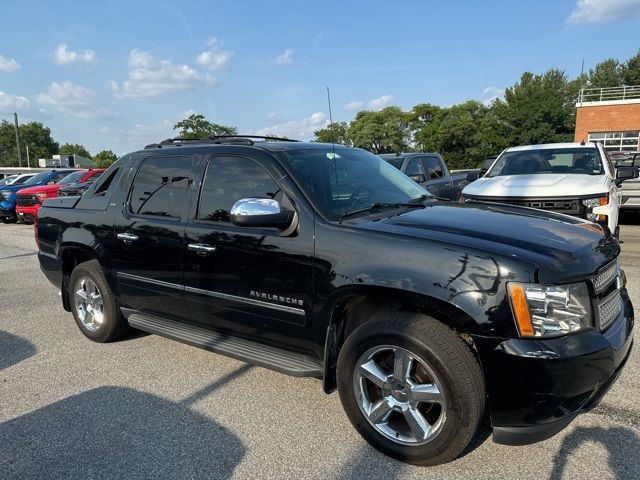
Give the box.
[127,313,323,378]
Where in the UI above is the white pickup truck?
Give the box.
[461,142,638,237]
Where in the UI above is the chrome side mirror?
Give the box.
[230,198,293,228]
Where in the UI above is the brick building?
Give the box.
[574,86,640,152]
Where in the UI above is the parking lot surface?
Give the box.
[1,217,639,480]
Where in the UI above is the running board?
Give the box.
[127,313,323,378]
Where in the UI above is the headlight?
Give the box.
[35,193,48,202]
[508,282,593,337]
[0,190,12,199]
[582,196,608,221]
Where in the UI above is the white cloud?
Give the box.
[0,55,21,72]
[256,112,327,140]
[274,48,294,65]
[344,95,394,111]
[53,44,96,65]
[0,91,29,111]
[36,81,111,118]
[196,38,232,71]
[481,86,505,105]
[111,49,216,98]
[344,100,365,110]
[368,95,393,109]
[567,0,640,24]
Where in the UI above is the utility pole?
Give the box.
[13,112,23,167]
[26,144,30,168]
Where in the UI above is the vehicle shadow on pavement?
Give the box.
[0,330,37,371]
[549,426,640,480]
[0,371,250,479]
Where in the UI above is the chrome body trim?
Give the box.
[116,272,305,316]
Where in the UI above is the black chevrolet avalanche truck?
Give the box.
[36,136,634,465]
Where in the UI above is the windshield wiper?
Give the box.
[342,200,427,219]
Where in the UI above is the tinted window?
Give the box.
[422,156,444,179]
[23,172,51,185]
[198,156,280,223]
[129,156,192,219]
[405,158,425,176]
[385,158,404,169]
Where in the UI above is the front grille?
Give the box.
[15,194,36,207]
[503,198,583,216]
[599,289,622,331]
[593,261,618,294]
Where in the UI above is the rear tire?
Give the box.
[337,311,485,466]
[69,259,128,342]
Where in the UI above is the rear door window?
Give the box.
[405,157,425,176]
[128,156,193,219]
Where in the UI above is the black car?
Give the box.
[36,136,634,466]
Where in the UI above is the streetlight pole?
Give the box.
[13,112,23,168]
[26,144,30,168]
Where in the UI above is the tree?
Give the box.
[0,119,59,167]
[413,101,503,169]
[622,49,640,86]
[173,113,237,139]
[59,143,92,159]
[493,69,575,146]
[347,106,411,153]
[93,150,118,168]
[314,121,349,144]
[588,59,623,88]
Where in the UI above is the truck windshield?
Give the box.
[22,172,51,186]
[487,147,604,177]
[58,171,86,185]
[275,148,430,221]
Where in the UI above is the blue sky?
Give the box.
[1,0,640,155]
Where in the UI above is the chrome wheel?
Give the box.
[354,345,447,445]
[74,276,104,332]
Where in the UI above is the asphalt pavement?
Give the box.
[1,215,639,479]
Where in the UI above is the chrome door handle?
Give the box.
[188,243,217,255]
[117,232,139,243]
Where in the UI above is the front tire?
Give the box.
[337,311,485,466]
[69,259,128,342]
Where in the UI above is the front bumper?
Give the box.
[0,207,16,219]
[16,204,39,222]
[472,288,634,445]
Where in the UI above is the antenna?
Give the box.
[327,86,342,222]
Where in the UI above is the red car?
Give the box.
[16,169,105,223]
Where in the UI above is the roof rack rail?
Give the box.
[144,135,299,149]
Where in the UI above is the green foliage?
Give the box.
[173,113,238,139]
[622,49,640,86]
[59,143,92,159]
[93,150,118,168]
[494,69,575,146]
[314,121,349,144]
[347,107,411,153]
[588,58,623,88]
[0,119,59,167]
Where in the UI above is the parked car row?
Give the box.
[0,168,105,223]
[381,142,639,239]
[33,135,633,466]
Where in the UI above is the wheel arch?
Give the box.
[321,285,481,393]
[59,244,111,311]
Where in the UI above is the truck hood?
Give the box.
[16,184,60,195]
[462,174,609,198]
[353,201,618,283]
[1,182,44,194]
